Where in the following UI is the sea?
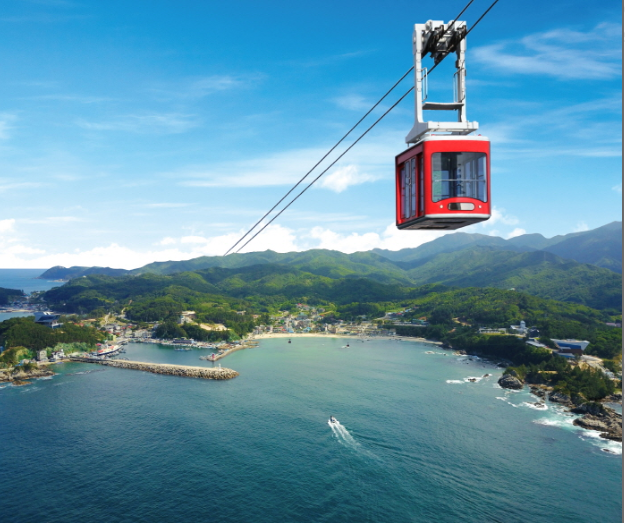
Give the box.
[0,268,63,322]
[0,338,622,522]
[0,270,622,522]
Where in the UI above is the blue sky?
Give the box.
[0,0,621,269]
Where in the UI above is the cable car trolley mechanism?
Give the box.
[396,20,491,231]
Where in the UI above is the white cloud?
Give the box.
[181,235,209,244]
[573,222,589,232]
[612,184,622,193]
[157,237,177,246]
[506,228,526,239]
[77,112,199,134]
[177,130,403,189]
[0,218,543,269]
[483,207,519,226]
[474,23,621,80]
[0,218,16,234]
[317,164,379,193]
[309,223,449,253]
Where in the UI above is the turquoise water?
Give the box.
[0,337,621,522]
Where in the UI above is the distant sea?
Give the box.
[0,269,63,322]
[0,268,63,294]
[0,338,621,522]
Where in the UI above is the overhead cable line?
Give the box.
[222,67,414,256]
[223,1,478,257]
[230,0,500,254]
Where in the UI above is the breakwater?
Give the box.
[70,357,238,380]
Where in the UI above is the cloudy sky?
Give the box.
[0,0,621,269]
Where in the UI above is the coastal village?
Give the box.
[1,297,621,382]
[0,281,622,448]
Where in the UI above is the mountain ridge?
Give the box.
[37,222,623,310]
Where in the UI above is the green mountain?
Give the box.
[42,265,610,326]
[41,265,130,280]
[0,287,25,305]
[40,266,620,359]
[37,222,622,310]
[373,221,622,269]
[403,247,622,311]
[542,221,623,273]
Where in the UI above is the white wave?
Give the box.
[578,429,623,455]
[496,397,519,408]
[533,416,575,429]
[464,376,483,383]
[446,380,464,384]
[523,401,548,411]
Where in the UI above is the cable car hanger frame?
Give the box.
[395,19,491,231]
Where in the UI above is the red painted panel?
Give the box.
[395,138,491,230]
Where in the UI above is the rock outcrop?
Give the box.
[572,403,622,442]
[498,374,523,390]
[529,386,547,399]
[602,392,623,404]
[548,391,573,407]
[0,366,55,383]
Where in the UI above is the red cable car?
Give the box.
[397,20,491,230]
[395,135,490,230]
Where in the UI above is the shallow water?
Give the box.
[0,337,621,522]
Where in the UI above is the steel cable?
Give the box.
[230,0,500,254]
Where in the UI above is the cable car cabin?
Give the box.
[395,135,490,230]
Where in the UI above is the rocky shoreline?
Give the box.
[0,366,55,385]
[498,373,622,442]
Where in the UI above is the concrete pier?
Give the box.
[70,357,238,380]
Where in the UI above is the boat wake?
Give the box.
[328,420,358,447]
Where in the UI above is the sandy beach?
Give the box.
[250,332,443,345]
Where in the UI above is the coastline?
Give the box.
[251,332,443,345]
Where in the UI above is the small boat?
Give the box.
[329,416,338,424]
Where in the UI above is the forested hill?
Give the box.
[40,266,621,358]
[0,287,25,305]
[37,222,622,311]
[42,265,611,326]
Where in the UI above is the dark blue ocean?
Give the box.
[0,268,62,294]
[0,338,622,522]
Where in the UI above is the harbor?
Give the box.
[68,356,239,380]
[199,340,259,362]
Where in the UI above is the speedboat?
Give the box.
[329,416,338,424]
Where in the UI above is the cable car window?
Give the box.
[431,152,487,203]
[409,158,416,217]
[418,155,424,214]
[400,162,407,218]
[401,158,417,219]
